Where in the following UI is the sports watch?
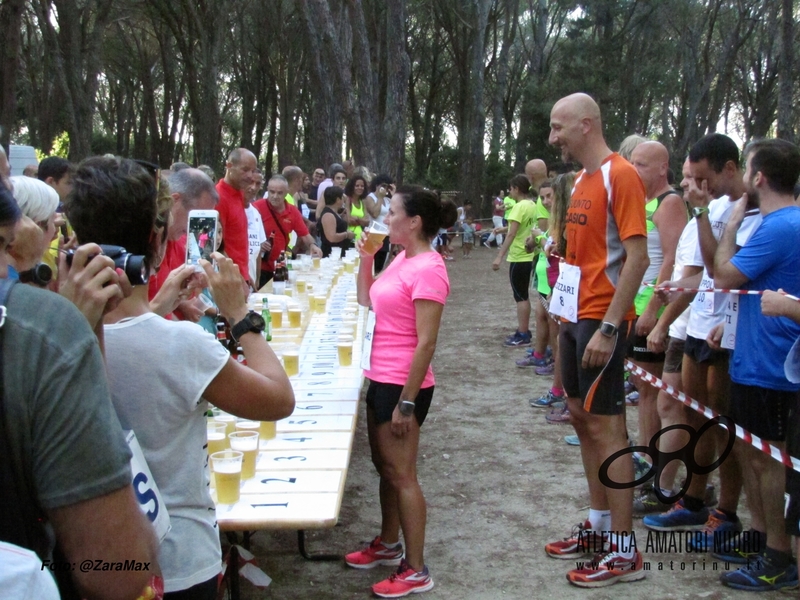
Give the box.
[398,400,416,417]
[599,321,618,338]
[692,206,709,218]
[230,311,266,343]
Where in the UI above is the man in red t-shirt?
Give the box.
[253,174,321,288]
[148,168,218,320]
[216,148,257,284]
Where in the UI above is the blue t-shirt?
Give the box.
[730,206,800,390]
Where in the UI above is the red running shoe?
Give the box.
[545,521,606,559]
[566,547,645,588]
[372,559,434,598]
[344,536,403,569]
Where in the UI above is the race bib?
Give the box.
[360,309,376,370]
[126,430,171,543]
[784,337,800,384]
[721,295,738,350]
[695,275,714,314]
[549,262,580,323]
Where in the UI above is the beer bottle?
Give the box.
[273,252,286,295]
[262,297,272,341]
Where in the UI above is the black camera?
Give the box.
[65,245,149,285]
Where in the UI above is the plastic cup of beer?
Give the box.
[363,221,389,255]
[337,335,354,367]
[211,450,243,504]
[259,420,277,440]
[313,295,327,313]
[236,420,260,435]
[214,414,237,437]
[207,422,228,455]
[344,260,355,273]
[269,307,283,328]
[312,256,321,269]
[284,286,293,297]
[296,278,307,294]
[288,307,302,328]
[228,431,259,480]
[283,345,300,376]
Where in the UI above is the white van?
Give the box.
[8,145,38,176]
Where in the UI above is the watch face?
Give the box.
[247,312,266,329]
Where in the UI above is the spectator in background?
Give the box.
[344,175,370,241]
[254,175,321,287]
[22,164,38,178]
[170,161,191,172]
[319,185,355,257]
[8,176,58,282]
[37,156,73,202]
[197,164,216,181]
[315,164,347,220]
[216,148,257,285]
[244,170,266,287]
[148,168,218,320]
[363,174,395,273]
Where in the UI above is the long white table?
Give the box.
[212,268,366,573]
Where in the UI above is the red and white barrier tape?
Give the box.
[624,360,800,473]
[643,283,800,301]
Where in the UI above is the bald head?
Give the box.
[224,148,257,191]
[553,93,602,126]
[525,159,548,188]
[549,93,609,169]
[631,141,670,196]
[282,165,304,193]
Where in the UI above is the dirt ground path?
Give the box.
[239,247,786,600]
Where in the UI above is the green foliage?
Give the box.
[50,132,70,158]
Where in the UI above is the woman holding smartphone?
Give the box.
[346,186,457,598]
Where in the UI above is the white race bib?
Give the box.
[360,309,376,370]
[696,275,714,313]
[126,430,171,543]
[549,262,580,323]
[721,295,738,350]
[784,336,800,384]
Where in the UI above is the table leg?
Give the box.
[297,530,340,561]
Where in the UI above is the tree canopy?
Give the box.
[1,0,797,212]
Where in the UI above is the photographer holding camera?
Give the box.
[65,156,295,599]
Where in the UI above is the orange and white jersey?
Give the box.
[564,153,647,321]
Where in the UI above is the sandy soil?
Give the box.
[236,247,789,600]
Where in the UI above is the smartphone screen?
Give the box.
[186,210,219,268]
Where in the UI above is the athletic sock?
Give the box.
[588,508,611,533]
[551,387,564,397]
[717,508,738,522]
[610,532,636,559]
[682,494,704,512]
[381,539,401,549]
[533,351,545,359]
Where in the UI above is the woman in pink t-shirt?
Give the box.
[345,186,457,598]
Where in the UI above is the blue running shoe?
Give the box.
[504,331,532,347]
[516,354,550,367]
[712,528,764,564]
[530,390,564,408]
[720,552,798,591]
[643,499,709,532]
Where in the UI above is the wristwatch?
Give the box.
[398,400,416,417]
[599,321,618,338]
[230,311,266,342]
[18,263,53,287]
[692,206,709,218]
